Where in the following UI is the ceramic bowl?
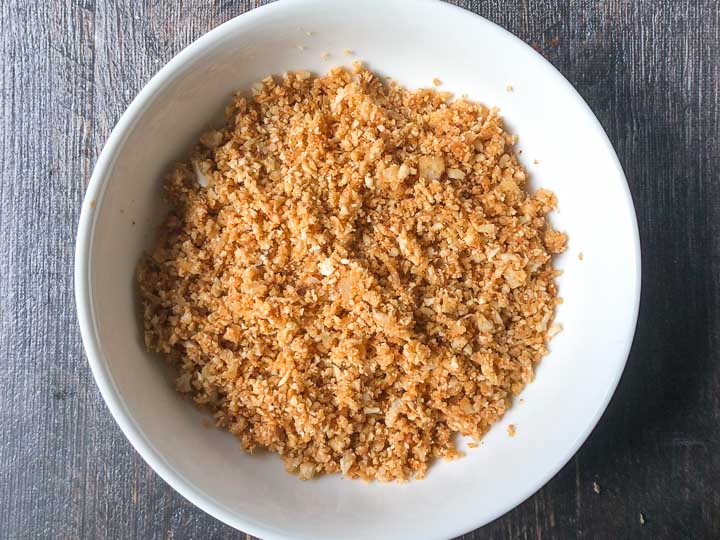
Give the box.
[75,1,641,538]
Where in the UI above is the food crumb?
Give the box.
[132,220,136,226]
[320,51,331,60]
[578,252,584,261]
[201,418,211,429]
[137,67,567,483]
[639,513,646,525]
[296,44,306,51]
[533,159,540,165]
[432,77,441,86]
[468,442,478,448]
[506,84,514,92]
[343,49,354,56]
[519,398,525,404]
[593,481,601,494]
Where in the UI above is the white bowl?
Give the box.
[75,1,641,538]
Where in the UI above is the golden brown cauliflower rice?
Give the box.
[137,66,566,482]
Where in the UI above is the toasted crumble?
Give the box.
[507,424,517,437]
[137,67,567,482]
[432,78,441,86]
[593,481,601,494]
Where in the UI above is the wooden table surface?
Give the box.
[1,1,718,538]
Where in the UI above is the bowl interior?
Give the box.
[77,1,640,539]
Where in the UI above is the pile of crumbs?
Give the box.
[137,66,567,482]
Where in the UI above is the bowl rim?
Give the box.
[74,1,642,538]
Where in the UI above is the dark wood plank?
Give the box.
[0,1,96,538]
[0,0,718,538]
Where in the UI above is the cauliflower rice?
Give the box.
[137,65,567,481]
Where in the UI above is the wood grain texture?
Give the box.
[0,0,718,538]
